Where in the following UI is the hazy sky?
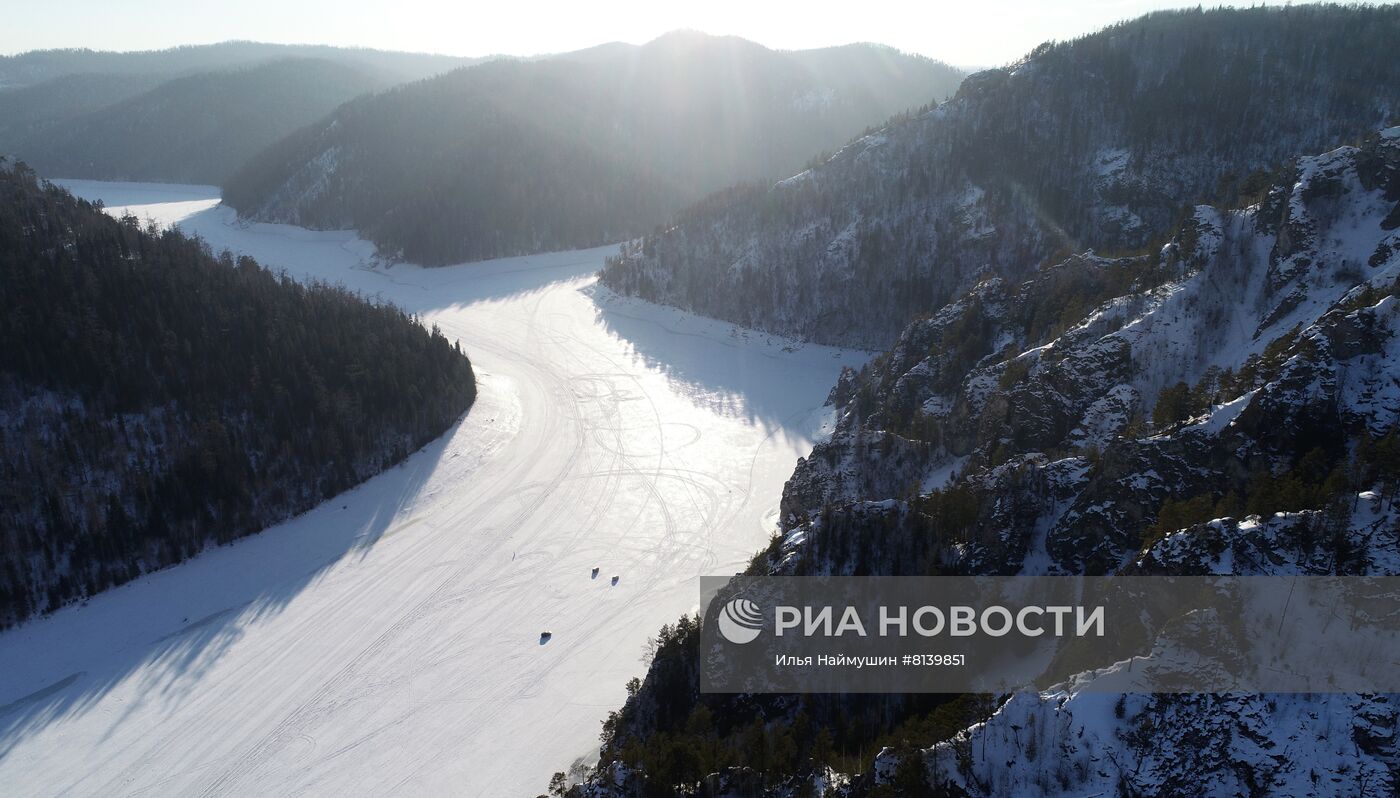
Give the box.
[5,1,1297,66]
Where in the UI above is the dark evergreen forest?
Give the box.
[0,162,476,627]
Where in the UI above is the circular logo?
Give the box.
[717,597,763,644]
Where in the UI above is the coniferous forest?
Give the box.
[0,161,476,627]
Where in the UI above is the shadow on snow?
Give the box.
[0,412,460,760]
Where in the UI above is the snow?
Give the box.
[954,183,984,211]
[920,455,968,492]
[1067,383,1139,449]
[1099,203,1143,232]
[1094,147,1130,177]
[775,169,813,188]
[1334,296,1400,434]
[1,180,868,796]
[852,133,888,167]
[929,687,1396,796]
[1074,136,1400,407]
[1192,389,1257,435]
[67,179,228,226]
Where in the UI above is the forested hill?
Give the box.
[0,161,477,628]
[0,73,166,154]
[221,33,964,265]
[12,59,391,185]
[600,4,1400,348]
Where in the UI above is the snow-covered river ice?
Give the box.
[0,181,867,796]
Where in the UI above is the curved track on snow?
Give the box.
[0,182,865,796]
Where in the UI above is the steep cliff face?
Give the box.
[920,689,1398,797]
[915,498,1400,797]
[776,130,1400,580]
[600,5,1400,349]
[572,128,1400,797]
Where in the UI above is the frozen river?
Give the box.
[0,181,866,796]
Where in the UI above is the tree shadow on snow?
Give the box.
[0,412,464,760]
[587,286,860,438]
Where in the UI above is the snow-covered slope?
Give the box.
[578,128,1400,795]
[0,181,867,796]
[921,687,1398,797]
[915,497,1400,797]
[777,129,1400,576]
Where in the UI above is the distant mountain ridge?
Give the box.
[0,42,484,184]
[222,32,964,265]
[600,4,1400,349]
[13,58,388,184]
[0,40,475,89]
[0,72,166,149]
